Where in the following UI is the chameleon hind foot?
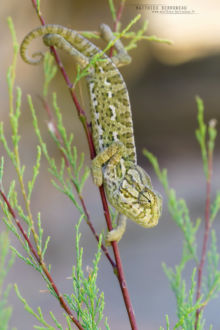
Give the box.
[106,213,127,245]
[99,23,131,67]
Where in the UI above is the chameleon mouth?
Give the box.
[138,215,159,228]
[137,194,162,228]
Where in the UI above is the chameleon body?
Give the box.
[20,24,162,243]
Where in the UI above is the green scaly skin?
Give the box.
[20,24,162,243]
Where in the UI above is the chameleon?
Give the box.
[20,24,162,244]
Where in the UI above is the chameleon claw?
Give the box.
[91,164,103,186]
[105,228,124,245]
[105,214,127,245]
[93,175,103,187]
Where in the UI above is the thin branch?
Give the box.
[31,0,95,160]
[109,0,126,57]
[114,0,126,31]
[99,186,138,329]
[195,148,213,329]
[79,194,116,269]
[31,1,138,328]
[41,98,116,269]
[0,190,83,330]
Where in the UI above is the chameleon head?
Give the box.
[108,164,162,227]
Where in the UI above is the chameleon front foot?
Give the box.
[106,214,127,245]
[91,142,126,187]
[91,162,103,186]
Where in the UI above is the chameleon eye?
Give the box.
[139,191,154,206]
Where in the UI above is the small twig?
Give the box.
[31,1,138,328]
[195,148,213,329]
[0,190,83,330]
[40,97,70,167]
[109,0,126,57]
[114,0,126,32]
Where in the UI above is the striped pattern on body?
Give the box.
[20,24,162,239]
[20,24,136,164]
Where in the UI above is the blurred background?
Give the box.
[1,0,220,329]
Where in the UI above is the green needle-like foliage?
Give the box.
[43,52,57,97]
[205,231,220,301]
[73,13,172,87]
[64,218,109,329]
[0,232,15,330]
[144,97,220,329]
[14,218,109,329]
[1,13,109,329]
[2,1,219,329]
[28,93,90,215]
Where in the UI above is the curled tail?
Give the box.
[20,24,85,65]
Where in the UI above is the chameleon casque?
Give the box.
[20,24,162,244]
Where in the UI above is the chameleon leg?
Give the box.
[43,33,90,70]
[106,213,127,245]
[99,24,131,67]
[91,142,126,186]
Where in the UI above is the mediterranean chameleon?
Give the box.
[20,24,162,244]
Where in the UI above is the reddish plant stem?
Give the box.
[41,97,116,269]
[195,151,213,329]
[0,191,83,330]
[53,48,96,159]
[79,195,117,269]
[31,1,138,328]
[109,0,126,57]
[32,0,95,160]
[99,186,138,330]
[114,0,126,31]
